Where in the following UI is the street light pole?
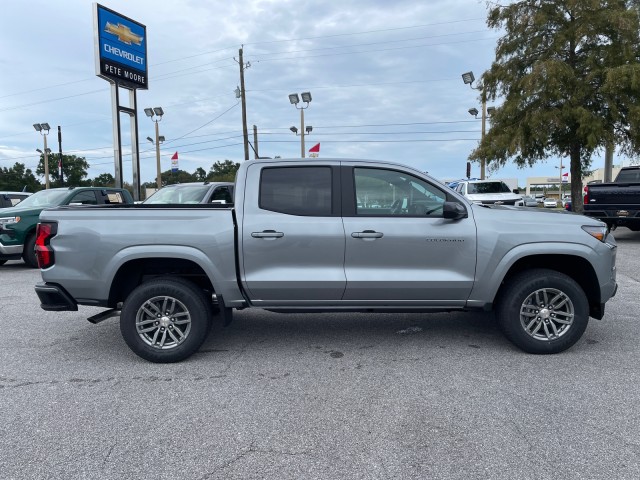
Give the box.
[289,92,312,158]
[144,107,164,190]
[462,71,491,180]
[43,133,50,189]
[33,123,51,189]
[556,157,565,199]
[154,120,161,189]
[300,108,306,158]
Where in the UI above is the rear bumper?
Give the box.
[584,209,640,226]
[35,282,78,311]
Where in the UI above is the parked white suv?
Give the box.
[454,180,522,206]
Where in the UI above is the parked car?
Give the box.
[0,186,133,267]
[565,200,572,211]
[543,197,558,208]
[447,178,479,189]
[516,195,538,207]
[454,179,522,206]
[143,182,234,205]
[0,191,31,209]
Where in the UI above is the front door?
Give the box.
[341,165,477,305]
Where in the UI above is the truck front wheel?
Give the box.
[120,277,212,363]
[496,269,589,354]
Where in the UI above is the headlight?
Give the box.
[0,216,20,225]
[582,225,607,242]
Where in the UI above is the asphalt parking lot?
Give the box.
[1,229,640,480]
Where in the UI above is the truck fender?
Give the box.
[102,245,236,303]
[469,241,599,304]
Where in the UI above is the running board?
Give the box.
[87,308,121,324]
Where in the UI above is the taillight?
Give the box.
[36,222,57,269]
[583,185,589,204]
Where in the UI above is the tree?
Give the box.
[36,154,90,187]
[208,160,240,182]
[194,167,207,182]
[470,0,640,213]
[0,162,41,192]
[92,173,115,187]
[162,169,197,185]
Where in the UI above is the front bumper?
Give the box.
[0,241,22,256]
[35,282,78,311]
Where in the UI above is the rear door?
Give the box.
[240,163,346,305]
[341,164,477,305]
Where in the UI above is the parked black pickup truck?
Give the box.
[584,166,640,231]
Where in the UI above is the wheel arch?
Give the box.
[493,254,601,318]
[108,257,215,308]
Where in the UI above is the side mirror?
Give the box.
[443,201,467,220]
[513,189,520,194]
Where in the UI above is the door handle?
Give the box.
[351,230,383,239]
[251,230,284,238]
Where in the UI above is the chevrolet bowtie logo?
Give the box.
[104,22,143,46]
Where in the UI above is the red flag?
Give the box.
[308,143,320,153]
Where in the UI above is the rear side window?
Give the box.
[104,191,127,204]
[616,169,640,183]
[69,191,98,205]
[260,167,332,216]
[210,186,233,204]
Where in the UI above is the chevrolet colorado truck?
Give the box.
[584,166,640,231]
[34,159,618,362]
[0,186,133,267]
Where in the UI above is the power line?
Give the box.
[0,119,482,164]
[250,29,488,57]
[244,17,486,46]
[252,36,499,63]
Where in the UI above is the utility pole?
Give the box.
[253,125,259,159]
[237,47,250,161]
[57,126,64,186]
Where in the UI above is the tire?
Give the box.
[496,269,589,354]
[120,277,212,363]
[22,234,38,268]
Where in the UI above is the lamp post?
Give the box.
[144,107,164,189]
[33,123,51,188]
[556,158,566,200]
[289,92,312,158]
[462,71,493,180]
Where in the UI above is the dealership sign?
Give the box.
[94,4,147,89]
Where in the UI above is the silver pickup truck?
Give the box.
[35,158,618,362]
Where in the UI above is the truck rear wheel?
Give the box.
[496,269,589,354]
[120,277,212,363]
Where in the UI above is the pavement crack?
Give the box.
[102,443,116,467]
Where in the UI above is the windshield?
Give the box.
[467,181,512,194]
[11,189,69,208]
[143,185,210,204]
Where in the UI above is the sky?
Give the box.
[0,0,616,188]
